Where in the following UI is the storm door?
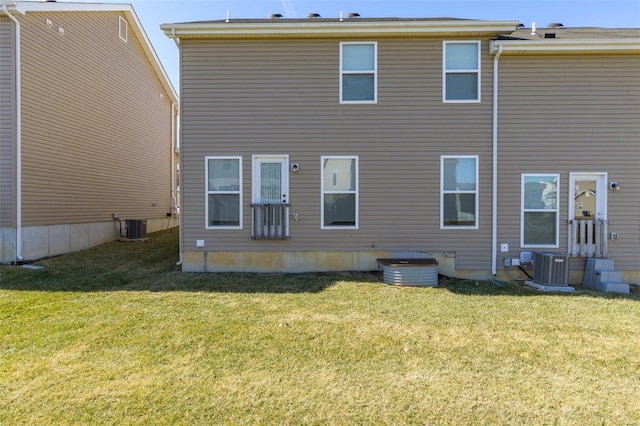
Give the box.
[568,173,608,257]
[251,155,289,239]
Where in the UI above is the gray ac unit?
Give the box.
[533,252,569,286]
[125,219,147,239]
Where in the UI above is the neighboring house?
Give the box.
[1,1,179,263]
[162,16,639,285]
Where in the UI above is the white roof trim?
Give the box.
[8,1,177,104]
[13,1,132,14]
[490,38,640,55]
[162,19,520,39]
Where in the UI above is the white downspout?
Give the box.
[171,102,176,215]
[491,44,503,276]
[2,4,23,262]
[171,32,183,267]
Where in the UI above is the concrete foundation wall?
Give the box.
[182,249,640,285]
[182,250,462,276]
[1,217,178,263]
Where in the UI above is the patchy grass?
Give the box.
[1,228,639,425]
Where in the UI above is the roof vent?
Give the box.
[547,22,564,28]
[347,12,360,18]
[544,33,556,38]
[307,13,321,19]
[269,13,283,19]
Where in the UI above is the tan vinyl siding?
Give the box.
[497,55,640,271]
[181,38,495,270]
[19,11,173,225]
[0,17,15,228]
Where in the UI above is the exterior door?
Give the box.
[568,173,608,257]
[252,155,289,239]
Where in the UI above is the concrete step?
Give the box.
[597,270,622,283]
[602,282,630,294]
[583,258,616,289]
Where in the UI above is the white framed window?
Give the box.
[119,16,128,42]
[321,156,358,229]
[340,42,377,103]
[206,156,242,229]
[443,41,480,102]
[521,174,559,247]
[441,155,478,229]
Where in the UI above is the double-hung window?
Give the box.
[322,156,358,228]
[522,174,559,247]
[340,42,377,103]
[441,156,478,228]
[443,41,480,102]
[206,156,242,228]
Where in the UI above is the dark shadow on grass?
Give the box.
[434,275,640,300]
[0,227,637,299]
[2,265,638,300]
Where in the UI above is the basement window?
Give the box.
[119,16,128,42]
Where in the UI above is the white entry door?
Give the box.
[252,155,289,204]
[252,155,289,239]
[568,173,608,257]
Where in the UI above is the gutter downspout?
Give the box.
[171,102,177,215]
[171,30,183,267]
[491,44,503,276]
[170,28,180,48]
[1,4,23,262]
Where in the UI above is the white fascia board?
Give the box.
[124,9,179,104]
[162,20,520,39]
[13,1,177,103]
[14,1,130,14]
[490,38,640,55]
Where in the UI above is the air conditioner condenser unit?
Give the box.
[533,252,569,286]
[125,219,147,239]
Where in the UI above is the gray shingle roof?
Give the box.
[508,27,640,40]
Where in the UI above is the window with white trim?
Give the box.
[443,41,480,102]
[322,156,358,228]
[340,42,377,103]
[119,16,128,42]
[441,156,478,228]
[521,174,559,247]
[206,156,242,228]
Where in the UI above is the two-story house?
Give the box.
[1,1,179,263]
[162,16,639,286]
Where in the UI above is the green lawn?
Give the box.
[1,228,639,425]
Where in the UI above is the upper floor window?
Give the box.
[206,156,242,229]
[441,155,478,228]
[322,156,359,229]
[340,42,377,103]
[443,41,480,102]
[522,174,559,247]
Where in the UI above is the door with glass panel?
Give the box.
[252,155,289,239]
[568,173,608,257]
